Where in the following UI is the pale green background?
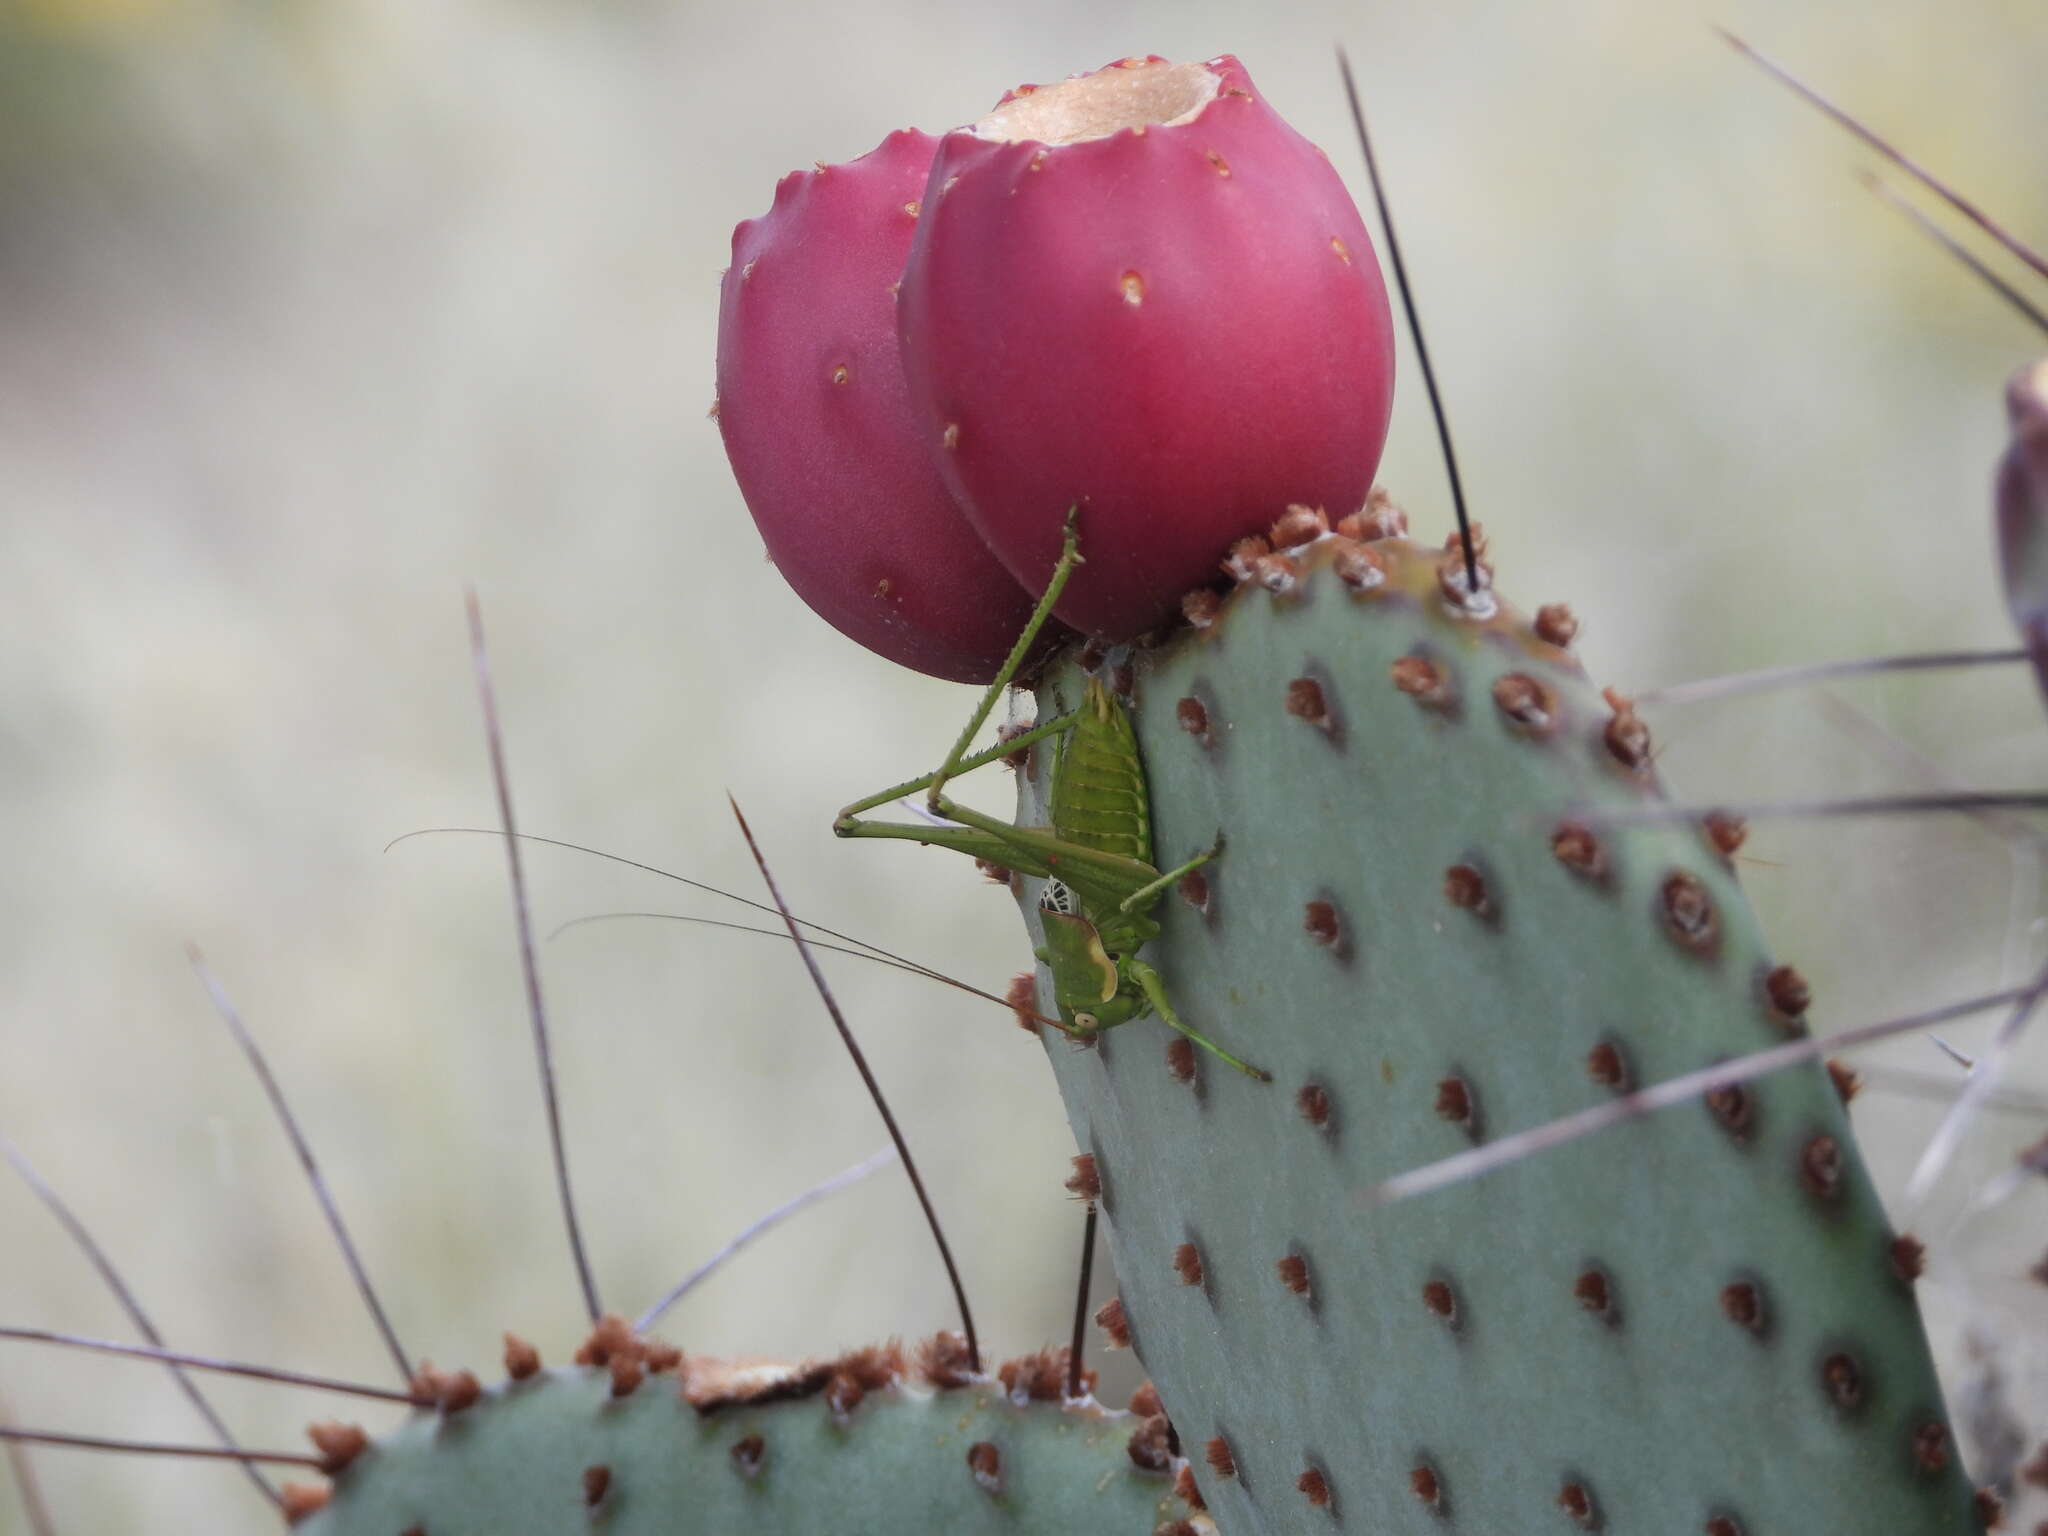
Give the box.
[1,0,2045,1530]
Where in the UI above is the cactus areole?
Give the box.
[898,55,1398,640]
[717,129,1056,684]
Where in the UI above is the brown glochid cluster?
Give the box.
[966,1440,1002,1495]
[1285,676,1331,730]
[1490,672,1556,734]
[1585,1040,1630,1091]
[1422,1278,1458,1325]
[306,1420,368,1476]
[1601,688,1653,770]
[1704,809,1748,857]
[1391,654,1451,709]
[1558,1480,1596,1526]
[609,1353,644,1399]
[1276,1253,1311,1297]
[1006,971,1040,1033]
[1303,899,1341,947]
[1912,1421,1950,1474]
[1410,1462,1443,1510]
[1704,1084,1752,1141]
[1818,1351,1864,1411]
[1297,1465,1331,1507]
[1574,1267,1618,1324]
[1296,1081,1332,1128]
[1442,863,1491,916]
[1434,1076,1477,1133]
[1333,539,1387,589]
[1126,1415,1173,1473]
[1342,486,1408,540]
[915,1331,977,1390]
[1720,1280,1766,1335]
[1534,602,1579,647]
[1801,1135,1843,1200]
[282,1484,332,1525]
[503,1332,541,1381]
[1890,1234,1927,1284]
[1065,1152,1101,1201]
[1659,871,1718,952]
[1826,1059,1861,1105]
[998,1346,1090,1402]
[1551,821,1606,880]
[1269,504,1328,548]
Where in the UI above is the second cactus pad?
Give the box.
[296,1335,1200,1535]
[1014,523,1976,1533]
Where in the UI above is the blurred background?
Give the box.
[1,0,2045,1528]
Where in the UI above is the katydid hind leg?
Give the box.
[926,508,1085,809]
[834,708,1078,830]
[920,793,1165,914]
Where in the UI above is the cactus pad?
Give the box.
[294,1336,1203,1534]
[1013,518,1978,1533]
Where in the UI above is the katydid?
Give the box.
[833,514,1270,1082]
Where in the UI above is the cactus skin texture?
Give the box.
[296,1347,1203,1535]
[1013,523,1977,1533]
[718,129,1056,684]
[898,56,1396,642]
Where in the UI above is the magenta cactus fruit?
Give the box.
[717,129,1054,683]
[896,54,1398,640]
[1997,357,2048,705]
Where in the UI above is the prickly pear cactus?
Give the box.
[295,1332,1203,1534]
[1014,516,1979,1533]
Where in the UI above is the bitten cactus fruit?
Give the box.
[1997,356,2048,706]
[896,55,1398,641]
[717,129,1054,683]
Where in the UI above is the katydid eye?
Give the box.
[1074,1012,1099,1030]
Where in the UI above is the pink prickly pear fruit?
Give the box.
[717,129,1059,683]
[1997,357,2048,705]
[896,54,1397,640]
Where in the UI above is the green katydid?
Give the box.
[832,513,1270,1082]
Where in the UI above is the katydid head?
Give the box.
[1037,905,1141,1035]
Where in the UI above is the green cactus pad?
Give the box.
[295,1345,1202,1535]
[1014,526,1977,1534]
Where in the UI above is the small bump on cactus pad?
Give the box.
[1012,511,1978,1532]
[293,1329,1205,1534]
